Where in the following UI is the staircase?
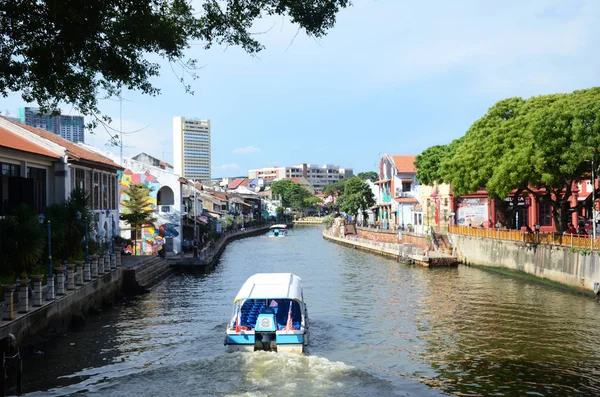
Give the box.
[122,256,173,294]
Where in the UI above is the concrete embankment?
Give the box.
[322,230,400,259]
[122,255,173,294]
[169,225,276,272]
[0,260,122,348]
[450,233,600,294]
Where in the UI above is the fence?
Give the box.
[449,225,600,250]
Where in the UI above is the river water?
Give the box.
[23,226,600,396]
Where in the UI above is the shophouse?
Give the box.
[375,154,423,231]
[0,118,121,242]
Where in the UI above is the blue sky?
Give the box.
[2,0,600,178]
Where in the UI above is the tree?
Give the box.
[1,0,349,126]
[270,179,312,210]
[0,204,45,277]
[431,88,600,232]
[337,176,375,219]
[415,145,452,186]
[323,179,347,197]
[357,171,378,181]
[120,183,156,255]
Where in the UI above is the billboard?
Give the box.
[456,198,488,226]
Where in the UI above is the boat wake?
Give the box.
[26,351,402,397]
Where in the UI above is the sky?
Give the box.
[2,0,600,178]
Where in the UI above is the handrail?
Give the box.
[448,225,600,250]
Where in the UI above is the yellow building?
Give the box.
[421,183,453,233]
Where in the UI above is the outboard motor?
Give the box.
[254,306,277,350]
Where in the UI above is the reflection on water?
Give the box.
[23,226,600,396]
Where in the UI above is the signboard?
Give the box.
[504,196,531,207]
[216,221,222,235]
[456,198,488,226]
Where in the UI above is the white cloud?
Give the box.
[233,146,260,155]
[216,163,239,171]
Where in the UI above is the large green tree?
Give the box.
[270,179,313,210]
[426,88,600,232]
[337,176,375,219]
[120,183,156,254]
[1,0,349,127]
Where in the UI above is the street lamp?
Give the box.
[75,211,89,263]
[39,213,54,301]
[38,214,52,277]
[105,209,115,253]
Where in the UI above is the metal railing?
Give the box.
[449,225,600,250]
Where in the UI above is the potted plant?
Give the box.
[19,271,30,286]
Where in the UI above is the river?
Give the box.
[23,225,600,396]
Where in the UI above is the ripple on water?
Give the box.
[21,227,600,397]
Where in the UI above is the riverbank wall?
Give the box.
[450,233,600,294]
[322,229,401,259]
[0,265,122,349]
[169,224,277,272]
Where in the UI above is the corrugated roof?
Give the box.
[391,155,417,173]
[2,118,122,169]
[229,178,246,189]
[0,126,61,159]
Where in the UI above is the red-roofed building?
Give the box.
[374,154,423,232]
[0,118,122,233]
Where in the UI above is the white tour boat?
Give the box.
[224,273,308,353]
[267,224,288,237]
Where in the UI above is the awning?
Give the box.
[261,210,271,218]
[401,178,413,182]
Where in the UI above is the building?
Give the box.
[132,152,174,170]
[18,107,85,143]
[83,147,185,255]
[248,163,353,192]
[375,154,423,232]
[0,117,121,241]
[173,117,211,182]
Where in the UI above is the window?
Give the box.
[93,172,99,210]
[102,173,108,209]
[402,182,411,192]
[26,167,47,214]
[539,202,553,226]
[75,168,85,191]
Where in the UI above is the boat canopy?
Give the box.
[270,224,288,230]
[234,273,303,303]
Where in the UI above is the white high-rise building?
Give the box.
[173,117,211,181]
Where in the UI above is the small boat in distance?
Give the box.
[224,273,309,353]
[267,224,288,237]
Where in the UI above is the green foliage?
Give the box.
[1,0,349,130]
[323,179,347,197]
[303,196,323,207]
[357,171,378,181]
[337,176,375,218]
[423,87,600,232]
[0,204,45,276]
[276,206,285,215]
[415,145,451,186]
[220,215,235,231]
[120,183,156,253]
[270,179,313,209]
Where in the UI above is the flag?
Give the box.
[235,306,241,333]
[283,301,294,331]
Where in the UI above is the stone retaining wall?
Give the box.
[450,234,600,294]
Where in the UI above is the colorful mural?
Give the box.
[118,168,181,255]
